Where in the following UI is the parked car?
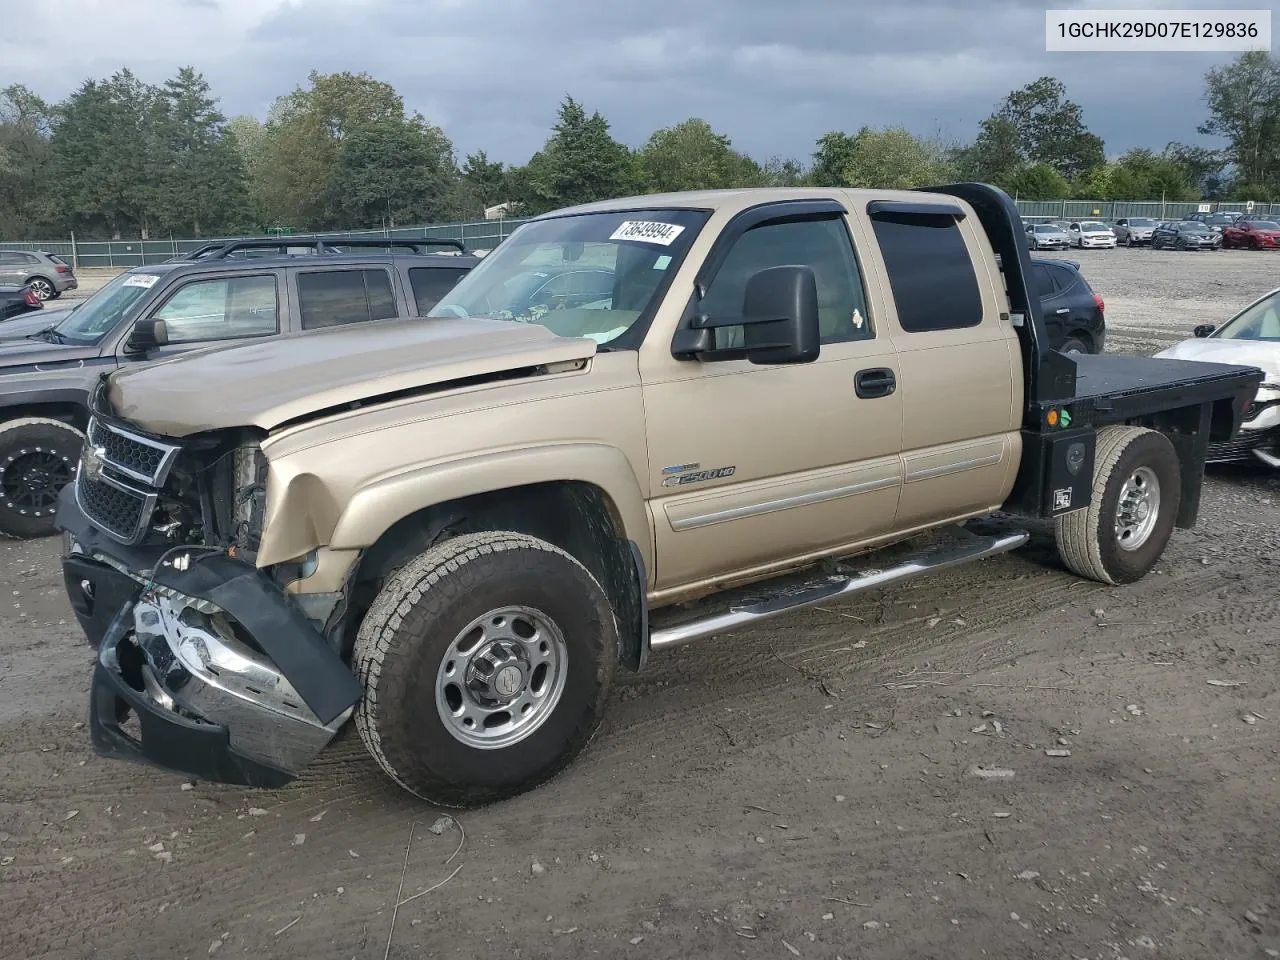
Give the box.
[55,183,1261,806]
[1026,223,1071,250]
[0,249,78,300]
[1184,212,1239,234]
[1028,258,1106,353]
[1152,221,1220,250]
[0,284,43,322]
[0,235,478,539]
[1154,286,1280,467]
[1220,218,1280,249]
[1112,217,1159,246]
[1068,221,1117,249]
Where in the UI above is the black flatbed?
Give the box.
[1050,353,1262,423]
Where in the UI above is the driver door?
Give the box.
[639,202,905,595]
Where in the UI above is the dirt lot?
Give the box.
[2,248,1279,960]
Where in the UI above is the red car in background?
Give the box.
[1222,218,1280,249]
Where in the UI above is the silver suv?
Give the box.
[1112,218,1158,246]
[0,249,78,300]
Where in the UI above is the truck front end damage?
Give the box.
[56,394,363,787]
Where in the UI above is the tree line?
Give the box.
[1,52,1278,241]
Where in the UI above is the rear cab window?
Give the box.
[297,268,399,329]
[868,209,984,333]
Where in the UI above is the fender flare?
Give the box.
[324,442,654,575]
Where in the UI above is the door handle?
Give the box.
[855,367,896,399]
[1055,307,1069,314]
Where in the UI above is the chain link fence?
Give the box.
[5,199,1280,268]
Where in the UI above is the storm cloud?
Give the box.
[3,0,1259,164]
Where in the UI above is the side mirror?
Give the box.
[739,265,821,365]
[671,265,822,364]
[1193,324,1216,339]
[126,318,169,353]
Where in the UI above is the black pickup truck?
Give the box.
[0,236,477,539]
[53,182,1264,807]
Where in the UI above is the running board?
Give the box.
[648,527,1030,652]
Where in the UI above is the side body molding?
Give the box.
[324,442,655,579]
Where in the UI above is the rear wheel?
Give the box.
[353,531,619,807]
[1055,426,1181,585]
[0,417,83,539]
[25,277,53,300]
[1061,337,1090,355]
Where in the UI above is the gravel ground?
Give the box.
[2,248,1279,960]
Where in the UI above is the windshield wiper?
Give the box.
[27,326,68,344]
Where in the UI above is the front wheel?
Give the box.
[0,417,83,539]
[1054,426,1181,585]
[353,531,619,807]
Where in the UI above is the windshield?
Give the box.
[428,208,709,345]
[1080,221,1109,231]
[1215,290,1280,342]
[53,270,162,343]
[1181,223,1210,233]
[1250,221,1280,230]
[1033,225,1060,234]
[1128,218,1156,227]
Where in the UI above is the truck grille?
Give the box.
[76,472,154,543]
[1207,426,1278,463]
[86,418,179,486]
[76,417,182,544]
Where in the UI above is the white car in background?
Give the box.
[1154,286,1280,468]
[1069,221,1117,249]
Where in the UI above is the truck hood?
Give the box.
[1154,336,1280,386]
[105,315,599,436]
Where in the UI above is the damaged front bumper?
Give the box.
[58,485,363,788]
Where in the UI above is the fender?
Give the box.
[0,382,94,413]
[262,442,655,578]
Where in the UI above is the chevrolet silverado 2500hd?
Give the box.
[55,184,1263,807]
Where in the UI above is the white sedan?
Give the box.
[1069,221,1117,249]
[1154,286,1280,468]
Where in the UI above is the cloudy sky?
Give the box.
[5,0,1273,165]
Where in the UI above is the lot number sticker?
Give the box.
[122,274,160,289]
[609,220,686,246]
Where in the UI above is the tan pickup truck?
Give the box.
[57,184,1262,807]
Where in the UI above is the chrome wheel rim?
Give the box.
[29,279,52,300]
[1115,465,1160,551]
[436,605,568,750]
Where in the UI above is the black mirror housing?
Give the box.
[126,318,169,353]
[739,265,821,365]
[1193,324,1215,338]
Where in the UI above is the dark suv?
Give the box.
[0,236,478,538]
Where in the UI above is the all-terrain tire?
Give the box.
[0,417,83,539]
[353,530,619,807]
[1055,425,1181,586]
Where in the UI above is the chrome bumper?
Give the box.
[105,590,354,776]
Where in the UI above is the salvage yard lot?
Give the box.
[2,248,1279,960]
